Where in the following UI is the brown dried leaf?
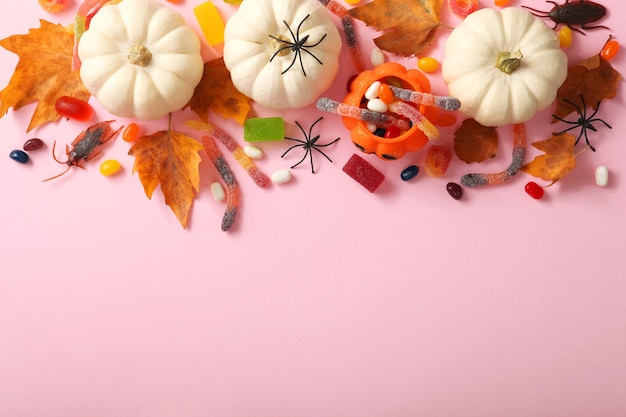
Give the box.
[185,57,251,125]
[128,129,204,229]
[520,133,577,185]
[553,54,621,121]
[347,0,443,57]
[453,118,499,164]
[0,20,90,132]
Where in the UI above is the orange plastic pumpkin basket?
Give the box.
[343,62,437,160]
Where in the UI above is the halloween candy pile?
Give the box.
[0,0,622,230]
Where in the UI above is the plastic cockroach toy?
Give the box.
[522,0,609,34]
[43,120,122,182]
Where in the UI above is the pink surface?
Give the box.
[1,1,626,416]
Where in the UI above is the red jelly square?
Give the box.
[342,154,385,193]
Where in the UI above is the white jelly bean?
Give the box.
[243,145,263,159]
[366,123,377,133]
[370,47,385,67]
[271,169,292,184]
[365,81,381,100]
[210,182,225,201]
[595,165,609,187]
[367,98,388,113]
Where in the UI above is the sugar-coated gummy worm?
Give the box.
[316,98,411,131]
[201,136,239,232]
[460,123,527,187]
[318,0,365,72]
[387,101,439,141]
[187,120,271,188]
[387,85,462,111]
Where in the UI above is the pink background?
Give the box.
[1,0,625,416]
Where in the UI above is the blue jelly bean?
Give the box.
[9,149,29,164]
[401,165,419,181]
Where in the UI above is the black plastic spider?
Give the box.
[552,95,612,152]
[268,14,327,76]
[282,117,340,173]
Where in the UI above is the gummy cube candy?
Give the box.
[194,1,225,46]
[342,154,385,192]
[244,117,285,142]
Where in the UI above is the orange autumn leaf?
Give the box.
[128,129,204,229]
[520,133,577,186]
[553,53,621,122]
[0,20,90,132]
[185,57,251,125]
[453,118,499,164]
[348,0,443,57]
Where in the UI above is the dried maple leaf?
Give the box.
[347,0,443,57]
[453,118,499,164]
[553,53,621,121]
[128,129,204,229]
[185,57,251,125]
[0,20,90,132]
[520,133,577,186]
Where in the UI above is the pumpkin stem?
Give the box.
[495,50,523,74]
[127,45,152,67]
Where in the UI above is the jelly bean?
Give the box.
[448,0,478,18]
[223,0,243,4]
[366,123,377,133]
[524,181,544,199]
[55,95,93,121]
[342,153,385,192]
[10,150,29,164]
[123,123,140,142]
[210,182,226,201]
[23,138,44,151]
[370,47,385,67]
[494,0,510,5]
[99,159,121,176]
[374,128,386,138]
[367,98,389,113]
[417,57,439,73]
[446,182,463,200]
[384,125,401,138]
[401,165,419,181]
[378,84,394,104]
[601,37,619,61]
[194,1,225,45]
[271,169,292,184]
[424,145,452,177]
[558,27,572,49]
[595,166,609,187]
[38,0,68,12]
[345,0,361,4]
[243,145,263,159]
[365,81,382,100]
[244,117,285,142]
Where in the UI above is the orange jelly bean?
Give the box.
[378,84,394,104]
[601,38,619,60]
[122,123,140,142]
[494,0,510,6]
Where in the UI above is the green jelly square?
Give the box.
[244,117,285,142]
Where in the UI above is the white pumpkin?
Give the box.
[442,7,568,127]
[78,0,204,120]
[223,0,342,109]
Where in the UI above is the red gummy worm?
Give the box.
[201,135,239,232]
[460,123,527,187]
